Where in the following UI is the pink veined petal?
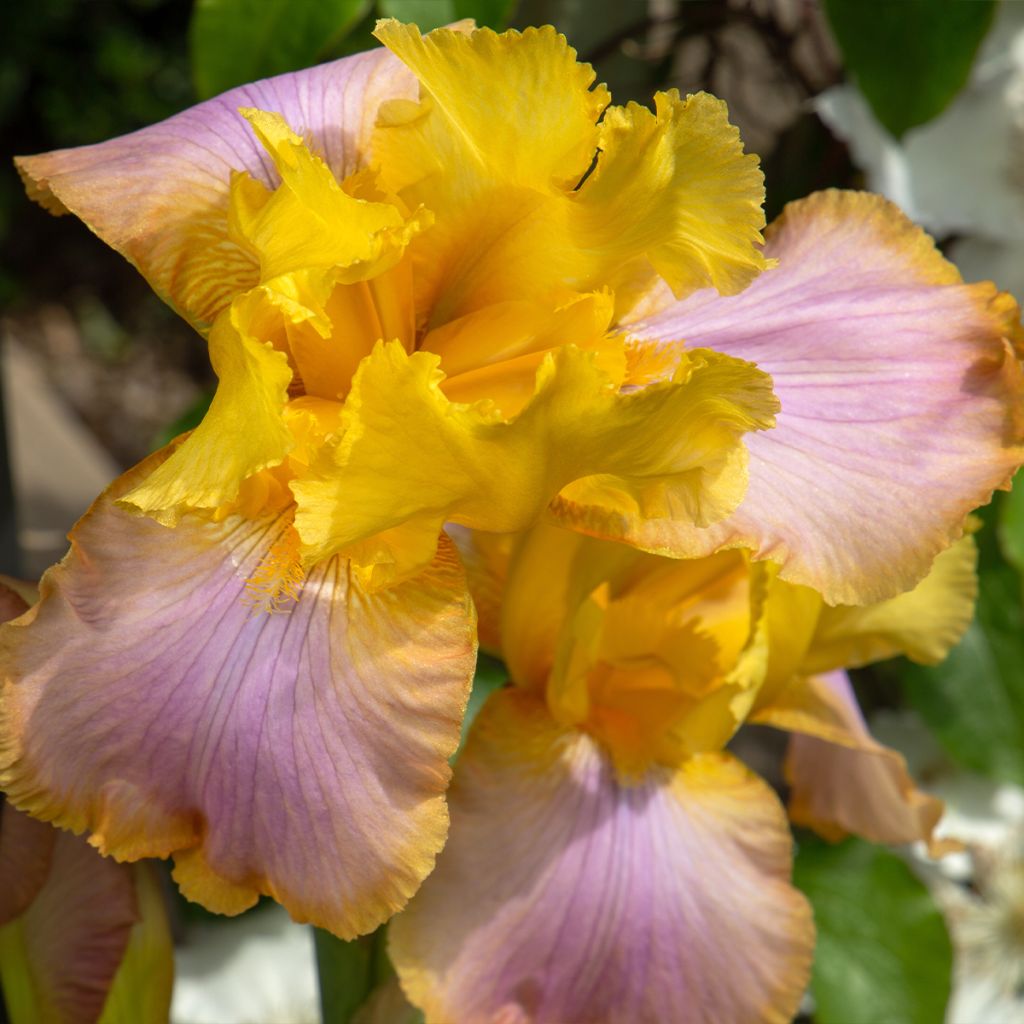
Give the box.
[757,670,945,849]
[15,48,416,331]
[0,827,139,1024]
[0,586,56,927]
[0,449,476,940]
[390,689,813,1024]
[0,802,55,929]
[603,189,1024,605]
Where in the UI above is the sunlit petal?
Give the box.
[391,689,813,1024]
[15,50,416,330]
[621,190,1024,604]
[0,453,476,939]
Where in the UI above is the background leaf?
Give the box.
[793,835,952,1024]
[902,502,1024,787]
[998,474,1024,576]
[190,0,370,99]
[314,925,391,1024]
[822,0,997,138]
[379,0,516,33]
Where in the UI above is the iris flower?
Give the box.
[1,19,1021,941]
[390,521,976,1023]
[0,582,173,1024]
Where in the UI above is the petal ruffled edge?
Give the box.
[0,448,477,939]
[617,190,1024,605]
[391,688,813,1024]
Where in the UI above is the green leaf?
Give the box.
[314,925,390,1023]
[793,835,952,1024]
[998,471,1024,574]
[150,389,214,453]
[379,0,516,33]
[902,537,1024,786]
[190,0,371,99]
[823,0,997,138]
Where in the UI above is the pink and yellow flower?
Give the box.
[390,523,976,1023]
[1,18,1021,944]
[0,582,173,1024]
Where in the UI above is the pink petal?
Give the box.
[619,190,1024,604]
[758,671,944,848]
[0,451,476,939]
[15,50,415,330]
[0,829,138,1024]
[0,802,55,927]
[390,690,813,1024]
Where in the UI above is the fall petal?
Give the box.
[0,454,476,939]
[390,690,813,1024]
[755,671,944,847]
[624,190,1024,604]
[0,830,137,1024]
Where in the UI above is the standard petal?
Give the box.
[372,24,768,326]
[292,340,777,586]
[0,829,138,1024]
[754,671,944,848]
[0,454,476,939]
[390,689,813,1024]
[15,49,416,330]
[622,190,1024,604]
[122,297,294,521]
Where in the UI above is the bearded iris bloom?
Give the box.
[1,18,1022,943]
[390,522,976,1023]
[0,582,173,1024]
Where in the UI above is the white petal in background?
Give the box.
[872,712,1024,1024]
[816,3,1024,299]
[172,905,319,1024]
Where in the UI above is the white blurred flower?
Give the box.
[871,710,1024,1023]
[172,904,320,1024]
[817,3,1024,299]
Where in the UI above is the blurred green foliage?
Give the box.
[794,835,953,1024]
[190,0,371,98]
[902,490,1024,787]
[823,0,997,139]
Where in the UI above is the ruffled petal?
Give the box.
[802,533,977,673]
[122,296,294,521]
[292,340,777,587]
[390,689,813,1024]
[0,453,476,939]
[753,671,944,848]
[372,23,768,326]
[574,90,771,301]
[0,828,138,1024]
[621,190,1024,604]
[15,49,415,330]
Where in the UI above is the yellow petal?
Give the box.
[291,341,777,587]
[801,534,978,673]
[231,109,425,287]
[572,90,772,300]
[372,23,769,327]
[373,20,607,196]
[122,293,294,522]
